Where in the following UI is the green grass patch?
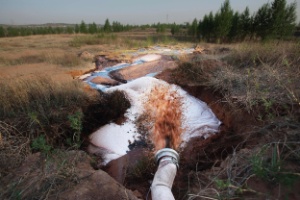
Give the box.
[31,134,52,154]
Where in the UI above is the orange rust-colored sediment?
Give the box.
[145,85,183,150]
[67,70,84,78]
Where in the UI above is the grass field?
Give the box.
[0,32,299,199]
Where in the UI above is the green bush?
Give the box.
[68,110,83,148]
[31,135,52,154]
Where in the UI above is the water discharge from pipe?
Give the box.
[145,85,185,199]
[145,85,184,150]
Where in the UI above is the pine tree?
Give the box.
[271,0,297,39]
[188,18,198,38]
[171,23,180,36]
[207,12,215,41]
[253,3,273,40]
[79,21,87,33]
[239,7,251,40]
[253,0,297,40]
[228,12,240,41]
[103,19,112,32]
[198,12,215,42]
[74,24,80,33]
[214,0,233,43]
[112,21,124,32]
[0,26,6,37]
[198,14,208,41]
[88,22,98,34]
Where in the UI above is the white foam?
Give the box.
[133,54,162,63]
[78,73,91,80]
[89,122,139,164]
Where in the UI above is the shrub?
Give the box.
[31,135,52,154]
[67,110,83,148]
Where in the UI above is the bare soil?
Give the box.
[109,55,177,81]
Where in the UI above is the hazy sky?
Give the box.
[0,0,299,25]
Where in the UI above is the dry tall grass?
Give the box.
[220,42,300,113]
[0,76,92,146]
[0,51,83,67]
[174,42,300,115]
[171,41,300,199]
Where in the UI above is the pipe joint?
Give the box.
[155,148,180,169]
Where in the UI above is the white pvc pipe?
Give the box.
[151,148,179,200]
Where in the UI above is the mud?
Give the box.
[94,55,120,70]
[90,76,120,86]
[109,55,177,81]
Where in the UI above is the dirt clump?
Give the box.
[90,76,121,86]
[81,90,131,136]
[78,51,94,61]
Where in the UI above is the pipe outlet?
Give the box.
[151,148,179,200]
[155,148,179,168]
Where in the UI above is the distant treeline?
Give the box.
[0,0,298,42]
[0,19,137,37]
